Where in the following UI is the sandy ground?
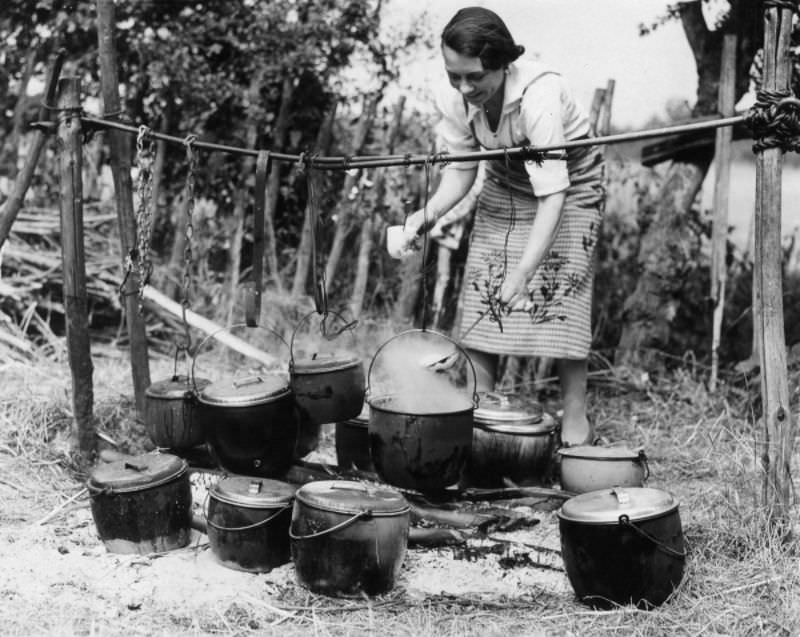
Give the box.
[0,452,575,635]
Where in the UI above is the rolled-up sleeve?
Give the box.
[434,90,480,171]
[519,76,570,196]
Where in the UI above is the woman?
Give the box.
[402,7,605,446]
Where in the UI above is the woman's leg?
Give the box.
[557,357,592,445]
[465,348,498,392]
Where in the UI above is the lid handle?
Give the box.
[483,391,510,408]
[233,375,264,389]
[123,461,148,472]
[248,480,263,495]
[612,488,630,506]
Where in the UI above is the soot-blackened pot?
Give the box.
[290,480,409,597]
[558,487,686,609]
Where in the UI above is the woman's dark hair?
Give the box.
[441,7,525,70]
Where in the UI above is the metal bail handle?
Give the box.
[245,150,270,327]
[190,322,289,394]
[366,328,480,407]
[289,308,359,366]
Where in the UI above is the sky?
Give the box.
[389,0,718,129]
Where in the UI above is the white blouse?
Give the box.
[434,59,590,196]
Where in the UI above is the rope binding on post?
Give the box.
[745,91,800,154]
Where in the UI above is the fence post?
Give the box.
[57,77,96,466]
[754,3,795,532]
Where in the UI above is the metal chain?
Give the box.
[133,125,155,311]
[180,134,198,358]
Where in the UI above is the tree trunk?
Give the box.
[324,92,381,292]
[291,102,338,300]
[616,2,721,369]
[349,97,405,318]
[263,75,295,293]
[225,72,263,324]
[1,45,37,177]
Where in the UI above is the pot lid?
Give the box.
[295,480,409,516]
[291,353,361,374]
[558,487,678,524]
[210,476,297,508]
[87,453,187,494]
[474,392,555,433]
[557,443,645,460]
[145,374,210,400]
[197,373,291,406]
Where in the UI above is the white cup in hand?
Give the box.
[386,225,419,259]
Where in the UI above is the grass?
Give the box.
[1,340,799,636]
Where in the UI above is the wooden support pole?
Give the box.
[96,0,151,415]
[0,49,65,250]
[755,4,795,531]
[709,34,737,392]
[56,77,96,466]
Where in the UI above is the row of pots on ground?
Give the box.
[147,370,649,494]
[86,454,686,609]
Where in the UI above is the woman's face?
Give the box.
[442,44,505,107]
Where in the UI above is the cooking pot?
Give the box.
[289,311,365,428]
[144,374,211,450]
[197,374,298,477]
[558,487,686,608]
[366,329,478,493]
[290,480,409,597]
[87,453,192,554]
[467,391,558,487]
[206,476,296,572]
[335,404,374,472]
[558,443,649,493]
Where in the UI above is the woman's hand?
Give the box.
[499,268,532,311]
[401,210,427,251]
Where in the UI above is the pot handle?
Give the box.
[204,502,292,533]
[190,322,290,394]
[618,514,686,560]
[366,328,480,408]
[288,510,372,541]
[289,308,359,366]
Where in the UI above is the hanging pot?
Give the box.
[290,480,409,597]
[87,453,192,554]
[558,444,649,494]
[289,310,365,428]
[206,475,296,572]
[144,374,211,450]
[366,329,478,493]
[197,373,298,478]
[192,325,299,477]
[335,404,374,472]
[558,487,686,609]
[467,391,559,487]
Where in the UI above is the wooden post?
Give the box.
[754,4,795,531]
[96,0,151,415]
[0,49,65,250]
[599,79,615,140]
[709,34,737,392]
[56,77,96,465]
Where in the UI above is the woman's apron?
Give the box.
[458,132,606,360]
